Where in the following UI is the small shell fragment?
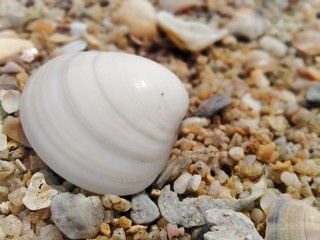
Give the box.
[157,11,228,52]
[265,195,320,240]
[2,116,31,147]
[0,89,20,114]
[22,172,58,211]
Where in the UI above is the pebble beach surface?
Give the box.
[0,0,320,239]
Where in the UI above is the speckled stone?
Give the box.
[204,209,263,240]
[51,193,104,239]
[130,191,160,224]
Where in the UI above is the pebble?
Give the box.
[51,193,104,239]
[187,174,202,192]
[113,0,158,39]
[130,191,160,224]
[0,38,34,63]
[280,171,301,188]
[229,146,245,161]
[0,74,19,90]
[227,8,266,40]
[0,125,7,152]
[100,223,111,237]
[203,209,263,240]
[246,50,275,72]
[22,172,58,211]
[2,116,31,147]
[39,224,63,240]
[250,208,265,225]
[167,223,185,240]
[256,142,277,163]
[242,93,261,112]
[0,89,20,113]
[0,160,15,181]
[173,171,192,194]
[0,214,22,238]
[158,177,266,228]
[8,187,26,207]
[193,95,232,118]
[70,22,87,36]
[306,83,320,106]
[112,228,126,240]
[119,216,132,229]
[0,61,24,73]
[101,194,131,212]
[259,36,287,58]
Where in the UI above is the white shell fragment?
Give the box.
[20,51,189,195]
[0,89,21,114]
[157,11,228,52]
[265,195,320,240]
[22,172,58,211]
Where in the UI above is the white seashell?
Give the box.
[20,51,189,195]
[157,11,228,52]
[265,194,320,240]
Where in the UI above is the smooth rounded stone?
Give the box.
[39,224,63,240]
[280,171,301,188]
[203,209,263,240]
[70,22,87,36]
[292,31,320,56]
[259,36,288,58]
[229,147,244,161]
[174,171,192,194]
[227,8,266,40]
[187,174,202,192]
[51,192,104,239]
[130,191,160,224]
[306,83,320,106]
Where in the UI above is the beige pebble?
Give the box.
[292,30,320,56]
[256,142,277,163]
[119,216,132,229]
[100,223,111,237]
[101,194,131,212]
[127,225,148,234]
[229,146,244,161]
[8,187,26,207]
[2,116,31,147]
[0,38,34,64]
[113,0,158,39]
[250,208,265,225]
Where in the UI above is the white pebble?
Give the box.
[8,187,26,207]
[0,214,22,238]
[187,174,202,192]
[242,93,261,112]
[259,36,288,58]
[181,117,210,129]
[0,89,20,113]
[173,171,192,194]
[280,171,301,188]
[70,22,87,36]
[229,146,244,161]
[250,208,265,224]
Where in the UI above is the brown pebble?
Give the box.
[256,142,277,163]
[119,216,132,229]
[2,116,31,147]
[100,223,111,237]
[30,19,56,35]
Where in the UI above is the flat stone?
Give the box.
[130,192,160,224]
[203,209,263,240]
[193,95,232,118]
[51,192,104,239]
